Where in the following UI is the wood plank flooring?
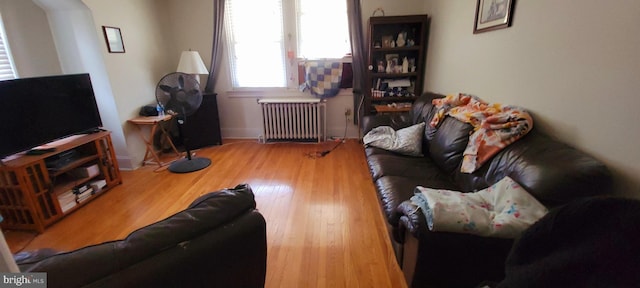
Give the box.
[4,139,407,288]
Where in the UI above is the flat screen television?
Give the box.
[0,73,103,159]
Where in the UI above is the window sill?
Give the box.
[226,88,353,98]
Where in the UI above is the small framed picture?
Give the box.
[385,54,399,73]
[473,0,514,34]
[381,35,394,48]
[102,26,125,53]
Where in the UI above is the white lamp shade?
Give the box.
[177,50,209,75]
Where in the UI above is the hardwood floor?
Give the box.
[4,139,407,288]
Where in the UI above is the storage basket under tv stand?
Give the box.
[0,131,122,233]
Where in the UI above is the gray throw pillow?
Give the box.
[363,122,426,156]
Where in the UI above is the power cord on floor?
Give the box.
[304,112,349,159]
[304,140,344,159]
[6,231,38,253]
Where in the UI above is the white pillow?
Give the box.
[363,122,425,156]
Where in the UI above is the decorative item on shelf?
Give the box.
[377,60,385,73]
[394,62,402,73]
[390,40,396,48]
[385,54,399,73]
[381,35,393,48]
[371,89,385,98]
[409,58,416,72]
[402,57,409,73]
[396,32,407,47]
[407,28,417,47]
[374,41,382,48]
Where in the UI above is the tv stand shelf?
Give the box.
[50,155,99,177]
[0,131,121,232]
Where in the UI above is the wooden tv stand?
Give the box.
[0,131,122,232]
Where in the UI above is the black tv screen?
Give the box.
[0,73,103,159]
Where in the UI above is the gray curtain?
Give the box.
[204,0,225,94]
[346,0,366,126]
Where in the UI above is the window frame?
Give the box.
[224,0,350,92]
[0,13,17,81]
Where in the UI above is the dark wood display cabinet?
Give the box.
[0,131,122,232]
[364,15,429,115]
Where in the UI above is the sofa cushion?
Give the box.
[367,153,442,181]
[116,184,256,267]
[375,175,459,226]
[428,117,473,175]
[453,130,613,206]
[411,92,442,154]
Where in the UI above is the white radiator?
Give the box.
[258,98,326,143]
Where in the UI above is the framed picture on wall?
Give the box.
[102,26,125,53]
[473,0,514,34]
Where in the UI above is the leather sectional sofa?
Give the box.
[362,92,613,287]
[15,184,267,288]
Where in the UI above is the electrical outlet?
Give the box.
[344,108,352,121]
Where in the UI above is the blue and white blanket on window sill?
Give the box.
[410,176,548,239]
[301,60,342,98]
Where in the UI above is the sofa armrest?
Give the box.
[14,248,59,265]
[397,200,427,238]
[361,113,412,135]
[397,200,514,287]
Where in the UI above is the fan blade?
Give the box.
[178,75,185,90]
[159,84,173,93]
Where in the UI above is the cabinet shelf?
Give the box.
[371,96,417,102]
[50,155,99,177]
[371,72,418,78]
[374,105,412,113]
[371,46,421,52]
[363,14,429,116]
[51,174,101,196]
[58,188,106,215]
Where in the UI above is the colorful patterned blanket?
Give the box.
[303,61,343,98]
[430,93,533,173]
[410,176,548,238]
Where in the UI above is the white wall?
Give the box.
[422,0,640,197]
[82,0,175,168]
[0,0,61,78]
[30,0,129,169]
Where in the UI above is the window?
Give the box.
[225,0,350,89]
[0,14,16,81]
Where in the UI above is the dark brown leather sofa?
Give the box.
[362,92,613,288]
[15,184,267,288]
